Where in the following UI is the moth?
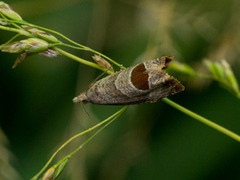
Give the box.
[73,56,184,105]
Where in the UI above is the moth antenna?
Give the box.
[73,66,112,105]
[89,66,113,88]
[80,101,90,118]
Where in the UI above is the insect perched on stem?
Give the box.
[73,56,184,105]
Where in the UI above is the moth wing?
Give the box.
[147,76,184,103]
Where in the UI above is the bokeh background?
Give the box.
[1,0,240,179]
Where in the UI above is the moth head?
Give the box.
[144,55,174,75]
[155,55,174,70]
[72,93,88,104]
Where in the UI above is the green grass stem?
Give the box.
[31,106,128,180]
[162,98,240,142]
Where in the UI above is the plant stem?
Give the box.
[0,24,32,36]
[0,14,22,30]
[1,19,123,68]
[31,106,128,180]
[37,26,121,67]
[53,47,113,74]
[60,43,85,50]
[0,25,20,33]
[0,34,21,49]
[56,111,123,170]
[67,112,122,159]
[162,98,240,142]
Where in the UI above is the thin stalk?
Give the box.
[55,111,124,169]
[172,68,240,98]
[0,34,21,49]
[195,72,240,95]
[0,25,20,34]
[50,28,122,68]
[31,106,128,180]
[42,25,122,67]
[0,14,22,29]
[60,43,85,50]
[53,47,114,74]
[67,112,122,158]
[1,19,123,68]
[213,77,240,97]
[50,47,95,69]
[162,98,240,142]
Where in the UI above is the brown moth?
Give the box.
[73,56,184,105]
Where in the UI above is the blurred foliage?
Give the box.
[1,0,240,179]
[0,129,20,180]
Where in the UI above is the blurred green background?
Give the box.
[1,0,240,179]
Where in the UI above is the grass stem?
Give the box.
[162,98,240,142]
[31,106,128,180]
